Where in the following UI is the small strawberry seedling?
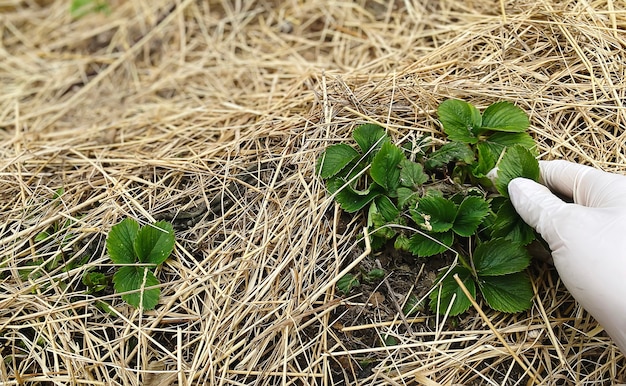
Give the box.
[317,99,540,315]
[106,218,175,310]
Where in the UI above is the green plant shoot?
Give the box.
[106,218,175,310]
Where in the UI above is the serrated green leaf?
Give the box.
[397,187,419,209]
[473,239,531,276]
[113,266,160,310]
[494,145,540,197]
[490,200,536,245]
[424,142,475,170]
[479,273,533,313]
[399,159,428,188]
[327,178,382,213]
[370,142,405,192]
[394,234,411,251]
[374,195,399,222]
[106,218,139,264]
[411,195,457,233]
[472,132,536,179]
[316,144,360,179]
[407,231,454,257]
[133,221,175,265]
[472,141,499,178]
[482,132,536,153]
[429,266,475,316]
[453,196,490,237]
[367,202,396,240]
[481,102,529,133]
[438,100,482,144]
[352,124,389,155]
[337,273,360,294]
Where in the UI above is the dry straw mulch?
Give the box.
[1,0,626,385]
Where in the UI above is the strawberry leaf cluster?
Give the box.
[317,99,540,315]
[106,218,175,310]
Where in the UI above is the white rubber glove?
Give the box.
[509,160,626,354]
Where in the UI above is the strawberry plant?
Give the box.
[106,218,175,310]
[317,99,540,315]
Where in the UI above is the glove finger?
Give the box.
[508,177,569,249]
[540,160,626,208]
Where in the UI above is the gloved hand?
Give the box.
[508,160,626,354]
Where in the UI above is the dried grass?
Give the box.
[1,0,626,384]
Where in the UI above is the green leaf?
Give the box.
[453,196,490,237]
[494,145,540,197]
[399,159,428,188]
[82,272,108,293]
[411,195,457,233]
[370,142,405,192]
[35,231,50,243]
[481,102,529,133]
[479,273,533,313]
[382,336,398,346]
[368,234,388,250]
[473,239,531,276]
[407,231,454,257]
[394,234,411,252]
[95,300,116,315]
[82,271,106,286]
[352,124,389,155]
[133,221,175,265]
[472,132,536,178]
[438,100,482,144]
[367,201,396,240]
[472,141,499,178]
[53,187,65,200]
[316,144,360,179]
[373,195,399,222]
[337,274,360,295]
[429,266,475,316]
[403,293,423,316]
[107,218,139,264]
[327,178,382,213]
[424,142,475,170]
[71,0,110,18]
[364,269,386,281]
[397,187,419,209]
[490,200,536,245]
[482,132,536,153]
[113,266,160,310]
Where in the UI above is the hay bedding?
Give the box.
[1,0,625,384]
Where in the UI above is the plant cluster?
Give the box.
[106,218,175,310]
[317,99,540,315]
[337,268,386,295]
[14,186,175,312]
